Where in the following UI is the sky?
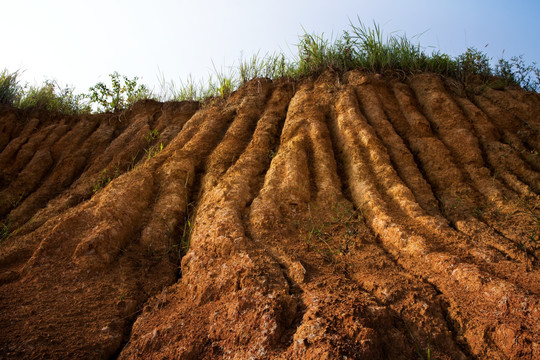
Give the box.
[2,0,539,95]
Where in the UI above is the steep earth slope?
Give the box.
[0,71,539,359]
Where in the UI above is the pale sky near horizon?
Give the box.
[3,0,539,95]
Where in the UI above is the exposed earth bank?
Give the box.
[0,71,539,359]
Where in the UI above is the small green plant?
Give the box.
[179,173,196,258]
[177,173,196,257]
[144,142,163,159]
[92,169,112,193]
[0,221,11,241]
[127,154,139,172]
[528,230,538,246]
[10,192,26,209]
[92,167,121,194]
[404,322,433,360]
[179,210,194,256]
[308,223,342,259]
[88,72,150,112]
[144,129,160,144]
[302,203,358,261]
[472,206,484,218]
[516,196,540,227]
[141,129,163,159]
[418,341,433,360]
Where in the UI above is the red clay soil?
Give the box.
[0,71,539,359]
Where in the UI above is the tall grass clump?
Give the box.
[151,20,540,102]
[209,61,237,98]
[290,20,432,76]
[155,73,207,102]
[345,21,392,71]
[0,69,22,105]
[1,69,91,114]
[290,17,540,91]
[174,75,206,101]
[239,52,292,83]
[290,29,356,77]
[17,80,91,115]
[295,32,335,76]
[159,62,242,102]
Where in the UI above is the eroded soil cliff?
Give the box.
[0,71,539,359]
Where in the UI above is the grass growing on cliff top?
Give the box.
[162,18,540,98]
[1,18,539,114]
[0,71,91,115]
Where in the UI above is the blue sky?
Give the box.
[3,0,539,94]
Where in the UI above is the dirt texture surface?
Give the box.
[0,71,539,359]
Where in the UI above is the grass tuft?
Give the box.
[17,80,91,115]
[0,69,22,105]
[239,51,291,83]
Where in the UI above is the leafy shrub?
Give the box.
[494,55,540,91]
[88,72,150,112]
[455,47,492,85]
